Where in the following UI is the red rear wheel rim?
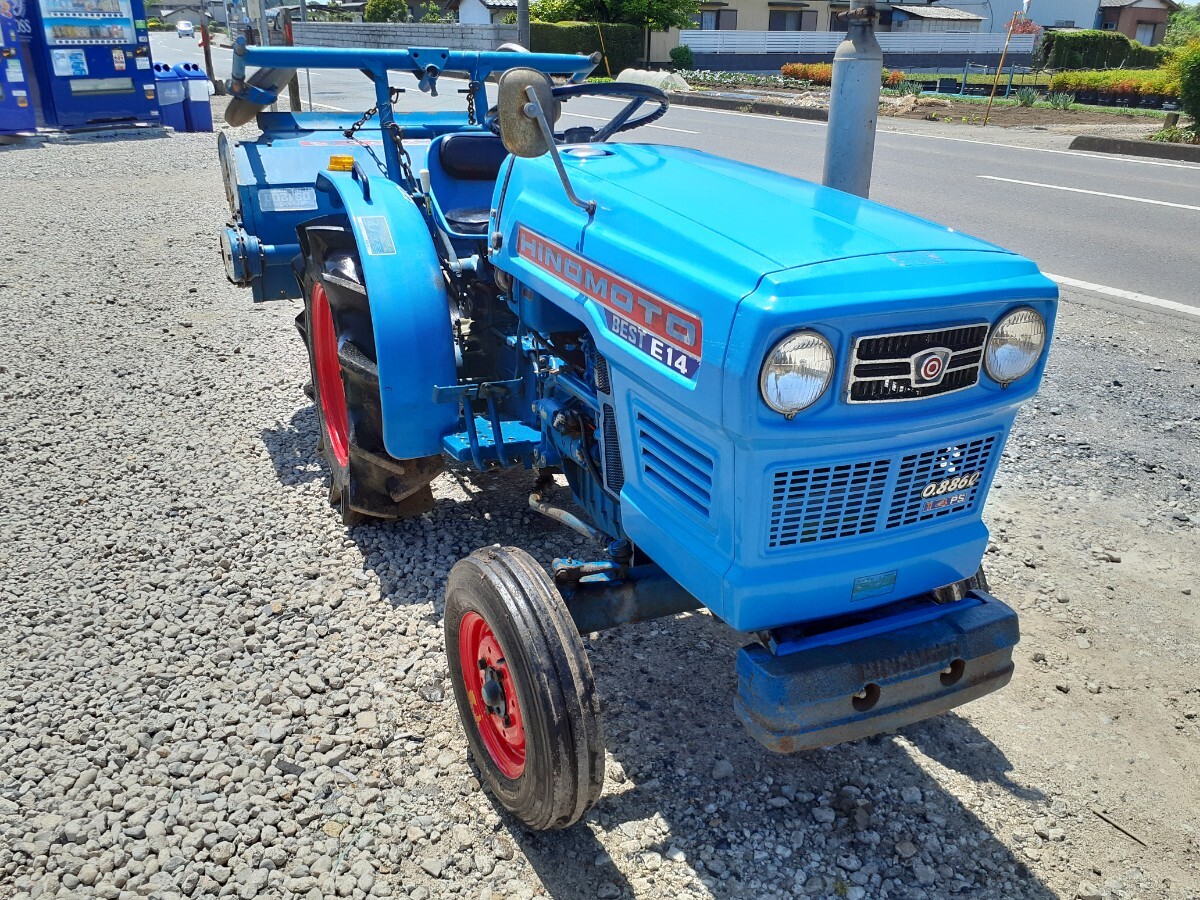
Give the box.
[458,611,526,778]
[311,283,350,468]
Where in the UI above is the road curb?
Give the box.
[668,92,829,123]
[1069,134,1200,163]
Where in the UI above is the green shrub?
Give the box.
[669,45,694,69]
[1180,43,1200,124]
[529,22,644,75]
[1015,86,1038,106]
[1148,125,1200,142]
[1048,91,1074,109]
[364,0,410,22]
[1037,29,1168,69]
[896,80,922,96]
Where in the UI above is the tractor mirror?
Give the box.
[496,68,555,158]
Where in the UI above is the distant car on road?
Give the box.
[176,20,195,37]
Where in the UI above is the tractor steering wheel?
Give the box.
[485,81,669,144]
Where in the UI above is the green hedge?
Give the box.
[1181,44,1200,123]
[1037,29,1169,69]
[530,22,644,76]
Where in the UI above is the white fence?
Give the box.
[680,31,1035,55]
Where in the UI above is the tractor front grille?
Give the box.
[602,403,624,494]
[766,433,999,550]
[636,412,713,519]
[848,323,988,403]
[767,459,891,548]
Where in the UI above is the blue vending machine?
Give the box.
[0,0,36,133]
[23,0,157,128]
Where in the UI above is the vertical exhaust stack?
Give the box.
[822,4,884,199]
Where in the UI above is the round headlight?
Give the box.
[760,331,835,417]
[985,307,1046,385]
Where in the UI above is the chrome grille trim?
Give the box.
[846,323,988,404]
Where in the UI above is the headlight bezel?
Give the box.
[984,306,1047,386]
[759,329,836,418]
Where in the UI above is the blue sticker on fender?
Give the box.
[516,226,703,380]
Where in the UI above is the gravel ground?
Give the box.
[1,111,1198,900]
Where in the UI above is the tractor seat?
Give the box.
[444,208,492,235]
[439,133,508,181]
[436,134,509,236]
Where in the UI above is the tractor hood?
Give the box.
[568,143,1003,270]
[495,142,1019,432]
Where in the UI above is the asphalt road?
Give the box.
[153,34,1200,314]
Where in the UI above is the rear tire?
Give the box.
[297,221,442,525]
[445,547,605,830]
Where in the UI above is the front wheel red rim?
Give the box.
[459,611,526,779]
[310,283,350,468]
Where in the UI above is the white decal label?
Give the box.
[357,216,395,256]
[259,187,318,213]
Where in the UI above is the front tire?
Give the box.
[297,221,442,525]
[445,547,605,830]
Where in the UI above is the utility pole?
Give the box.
[517,0,529,49]
[822,1,884,198]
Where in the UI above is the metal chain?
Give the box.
[385,123,418,192]
[343,86,404,140]
[466,81,480,126]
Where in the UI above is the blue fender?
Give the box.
[313,170,459,461]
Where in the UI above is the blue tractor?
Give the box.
[219,42,1057,830]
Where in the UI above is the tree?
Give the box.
[1007,14,1042,36]
[364,0,411,23]
[530,0,577,22]
[531,0,698,30]
[1164,4,1200,49]
[416,0,454,20]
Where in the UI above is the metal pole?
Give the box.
[822,1,884,198]
[284,10,301,111]
[983,12,1017,125]
[200,19,225,95]
[299,0,313,111]
[517,0,529,49]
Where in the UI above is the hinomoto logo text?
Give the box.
[516,226,703,379]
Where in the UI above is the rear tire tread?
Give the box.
[297,220,442,524]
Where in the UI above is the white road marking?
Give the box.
[562,111,698,134]
[657,102,1200,172]
[978,175,1200,211]
[886,129,1200,171]
[305,100,349,112]
[1046,273,1200,319]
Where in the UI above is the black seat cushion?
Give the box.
[438,134,509,181]
[444,208,491,235]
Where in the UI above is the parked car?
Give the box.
[176,20,194,37]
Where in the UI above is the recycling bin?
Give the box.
[172,62,213,133]
[153,63,187,132]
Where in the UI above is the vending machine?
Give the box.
[0,0,36,133]
[22,0,158,128]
